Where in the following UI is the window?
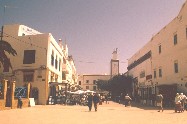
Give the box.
[93,80,96,84]
[23,70,34,82]
[159,68,162,77]
[63,57,66,64]
[86,80,89,83]
[55,55,58,69]
[59,59,61,71]
[174,34,177,45]
[62,71,66,80]
[50,76,53,82]
[140,71,145,78]
[174,61,178,73]
[154,70,156,78]
[158,45,161,54]
[186,27,187,39]
[79,81,81,85]
[93,86,97,90]
[23,50,35,64]
[51,51,54,66]
[86,86,89,89]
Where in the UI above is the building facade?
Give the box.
[0,24,77,104]
[127,1,187,106]
[78,74,110,91]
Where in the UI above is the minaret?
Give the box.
[110,48,119,77]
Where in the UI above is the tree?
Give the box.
[0,40,17,71]
[108,74,133,98]
[96,80,109,91]
[96,74,134,99]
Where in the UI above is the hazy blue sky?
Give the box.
[0,0,186,75]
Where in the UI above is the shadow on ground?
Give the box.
[117,101,175,111]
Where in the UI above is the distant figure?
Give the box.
[180,93,186,111]
[124,94,132,107]
[175,93,181,103]
[175,93,184,113]
[18,96,23,109]
[87,93,93,111]
[156,94,163,112]
[105,95,109,104]
[93,93,100,111]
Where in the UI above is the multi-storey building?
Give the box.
[78,74,110,91]
[68,55,78,85]
[61,42,78,87]
[127,1,187,106]
[0,24,77,104]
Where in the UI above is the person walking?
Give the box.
[156,94,164,112]
[105,95,109,104]
[174,93,184,112]
[180,93,186,111]
[93,93,100,111]
[87,93,93,111]
[124,94,132,107]
[18,96,23,109]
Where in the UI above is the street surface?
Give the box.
[0,101,187,124]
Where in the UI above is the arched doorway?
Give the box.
[31,88,39,104]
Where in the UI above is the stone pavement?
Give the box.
[0,101,187,124]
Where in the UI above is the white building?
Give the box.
[61,42,78,87]
[0,24,77,104]
[127,1,187,106]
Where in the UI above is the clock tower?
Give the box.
[110,48,119,77]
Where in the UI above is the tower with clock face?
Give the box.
[110,48,119,77]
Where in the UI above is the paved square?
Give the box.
[0,101,187,124]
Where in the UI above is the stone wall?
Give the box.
[0,80,30,110]
[0,100,5,110]
[11,98,30,109]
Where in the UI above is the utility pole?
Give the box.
[1,5,17,40]
[1,5,8,41]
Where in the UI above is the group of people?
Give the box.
[116,93,132,106]
[156,93,187,113]
[87,93,100,112]
[174,93,186,112]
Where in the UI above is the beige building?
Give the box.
[78,74,110,91]
[0,24,77,105]
[127,1,187,105]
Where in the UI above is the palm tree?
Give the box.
[0,39,17,71]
